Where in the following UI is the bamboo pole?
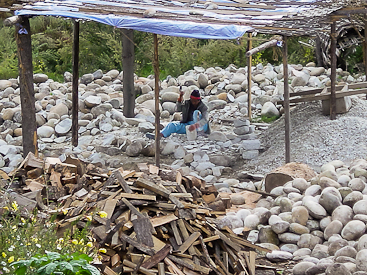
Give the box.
[247,32,252,121]
[16,16,38,157]
[282,36,290,164]
[153,33,160,167]
[330,21,337,120]
[72,20,79,147]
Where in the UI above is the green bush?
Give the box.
[0,202,96,274]
[11,251,100,275]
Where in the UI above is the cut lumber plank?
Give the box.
[164,258,185,275]
[117,193,156,201]
[120,198,144,218]
[151,213,178,227]
[114,169,133,193]
[176,231,201,254]
[158,263,165,275]
[132,217,154,247]
[215,230,242,252]
[193,235,220,246]
[103,198,118,219]
[177,219,196,255]
[141,244,171,269]
[168,255,210,275]
[171,220,182,246]
[123,259,155,275]
[136,178,171,198]
[119,233,155,256]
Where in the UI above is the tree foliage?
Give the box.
[0,16,363,81]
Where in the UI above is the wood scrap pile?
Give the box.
[0,152,272,275]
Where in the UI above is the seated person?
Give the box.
[147,89,210,139]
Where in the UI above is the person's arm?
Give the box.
[176,89,184,112]
[188,103,208,131]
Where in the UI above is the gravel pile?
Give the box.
[243,96,367,174]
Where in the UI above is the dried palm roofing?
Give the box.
[8,0,367,38]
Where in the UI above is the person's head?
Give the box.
[190,90,201,107]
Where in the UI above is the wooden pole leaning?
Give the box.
[72,20,80,147]
[15,16,38,157]
[153,34,160,167]
[247,32,252,121]
[330,21,337,120]
[282,36,290,164]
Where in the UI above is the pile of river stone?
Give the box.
[0,62,363,177]
[217,159,367,275]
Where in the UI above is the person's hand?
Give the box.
[188,123,199,131]
[178,90,184,102]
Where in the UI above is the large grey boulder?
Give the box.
[261,102,279,118]
[55,118,72,135]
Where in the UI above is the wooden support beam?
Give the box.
[330,21,337,120]
[315,34,323,67]
[4,15,22,26]
[245,37,281,57]
[282,35,290,164]
[153,33,160,167]
[247,32,252,121]
[72,20,79,147]
[16,16,38,157]
[122,29,135,118]
[364,16,367,100]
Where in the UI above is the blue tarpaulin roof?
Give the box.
[15,10,253,40]
[12,0,355,36]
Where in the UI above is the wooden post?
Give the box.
[330,21,337,120]
[282,36,290,164]
[364,16,367,98]
[16,16,38,157]
[247,32,252,121]
[72,20,79,147]
[153,33,160,168]
[315,35,323,67]
[122,29,135,118]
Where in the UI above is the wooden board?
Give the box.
[150,213,178,227]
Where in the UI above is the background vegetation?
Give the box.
[0,15,363,81]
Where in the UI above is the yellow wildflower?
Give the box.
[57,238,64,243]
[86,215,92,221]
[98,248,107,253]
[26,243,31,246]
[11,201,18,211]
[86,242,93,248]
[8,256,14,263]
[56,244,62,250]
[98,211,108,218]
[79,239,84,245]
[62,209,68,215]
[3,206,9,210]
[32,237,38,243]
[2,252,7,258]
[20,217,26,223]
[71,239,78,245]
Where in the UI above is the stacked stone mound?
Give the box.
[0,63,365,178]
[218,159,367,275]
